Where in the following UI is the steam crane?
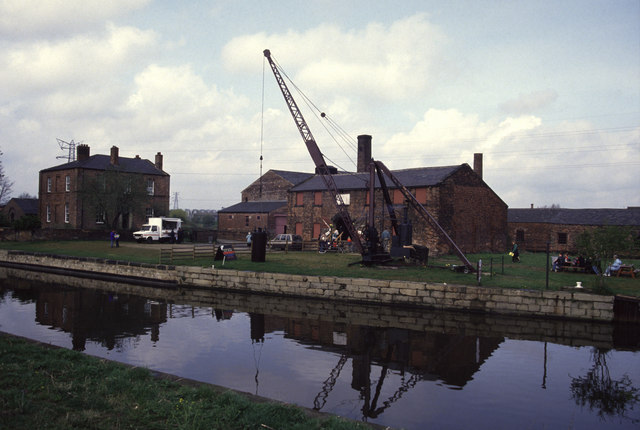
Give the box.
[263,49,474,272]
[263,49,364,255]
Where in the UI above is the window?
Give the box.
[393,189,404,205]
[415,188,428,204]
[65,176,70,192]
[313,223,322,239]
[145,208,154,218]
[516,229,525,242]
[146,179,155,196]
[295,222,303,236]
[557,232,568,245]
[296,192,304,206]
[314,191,322,206]
[64,203,69,223]
[336,193,350,206]
[256,215,261,220]
[46,205,51,223]
[245,216,250,227]
[96,209,106,224]
[47,178,52,193]
[228,215,233,219]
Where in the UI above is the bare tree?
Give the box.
[0,149,14,205]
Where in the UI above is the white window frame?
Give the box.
[46,205,51,223]
[147,179,155,196]
[64,203,69,223]
[47,177,52,193]
[65,175,70,192]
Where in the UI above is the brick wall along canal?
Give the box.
[1,267,639,429]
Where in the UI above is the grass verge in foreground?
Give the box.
[0,334,372,430]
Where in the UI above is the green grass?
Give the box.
[1,240,638,297]
[0,334,371,430]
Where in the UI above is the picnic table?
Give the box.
[616,265,636,278]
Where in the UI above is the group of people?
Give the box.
[552,252,624,276]
[552,252,587,272]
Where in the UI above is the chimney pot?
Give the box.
[77,144,90,161]
[110,146,119,165]
[357,135,372,173]
[155,152,163,171]
[473,153,483,179]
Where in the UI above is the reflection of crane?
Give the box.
[313,354,348,410]
[263,49,474,271]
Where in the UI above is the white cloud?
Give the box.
[500,89,559,115]
[0,0,151,39]
[222,13,449,102]
[0,23,157,100]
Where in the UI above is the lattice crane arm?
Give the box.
[263,49,363,254]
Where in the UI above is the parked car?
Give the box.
[268,234,303,250]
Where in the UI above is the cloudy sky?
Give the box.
[1,0,638,210]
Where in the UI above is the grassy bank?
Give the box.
[0,240,638,296]
[0,334,372,430]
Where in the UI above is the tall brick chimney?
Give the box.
[155,152,163,171]
[110,146,119,165]
[77,144,90,161]
[357,135,372,173]
[473,153,483,179]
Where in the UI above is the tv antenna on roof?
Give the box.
[56,138,79,162]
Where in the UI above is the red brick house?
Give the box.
[508,207,640,252]
[2,197,38,223]
[218,169,313,240]
[38,144,169,231]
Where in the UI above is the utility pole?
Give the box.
[172,192,179,210]
[56,139,78,162]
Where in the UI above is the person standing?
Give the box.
[511,242,520,262]
[246,231,252,248]
[110,230,115,248]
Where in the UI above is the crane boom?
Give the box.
[263,49,364,254]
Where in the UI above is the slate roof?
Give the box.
[290,165,464,192]
[270,170,314,186]
[508,207,640,226]
[218,200,287,213]
[40,155,167,176]
[7,198,39,215]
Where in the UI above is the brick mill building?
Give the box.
[508,206,640,253]
[38,145,170,231]
[288,137,507,255]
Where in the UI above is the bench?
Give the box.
[615,265,636,278]
[559,265,589,273]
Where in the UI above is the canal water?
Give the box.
[0,267,638,429]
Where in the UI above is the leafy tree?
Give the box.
[12,214,41,231]
[0,149,14,205]
[79,167,151,230]
[575,225,637,267]
[169,209,188,222]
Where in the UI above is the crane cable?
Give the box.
[269,55,359,171]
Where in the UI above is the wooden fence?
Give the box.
[159,244,217,264]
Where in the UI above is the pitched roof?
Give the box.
[508,207,640,226]
[218,200,287,213]
[7,198,39,215]
[290,165,464,192]
[270,170,314,185]
[40,155,167,176]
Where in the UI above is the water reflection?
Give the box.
[0,267,638,429]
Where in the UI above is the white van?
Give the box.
[133,217,182,243]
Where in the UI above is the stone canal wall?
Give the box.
[0,250,615,322]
